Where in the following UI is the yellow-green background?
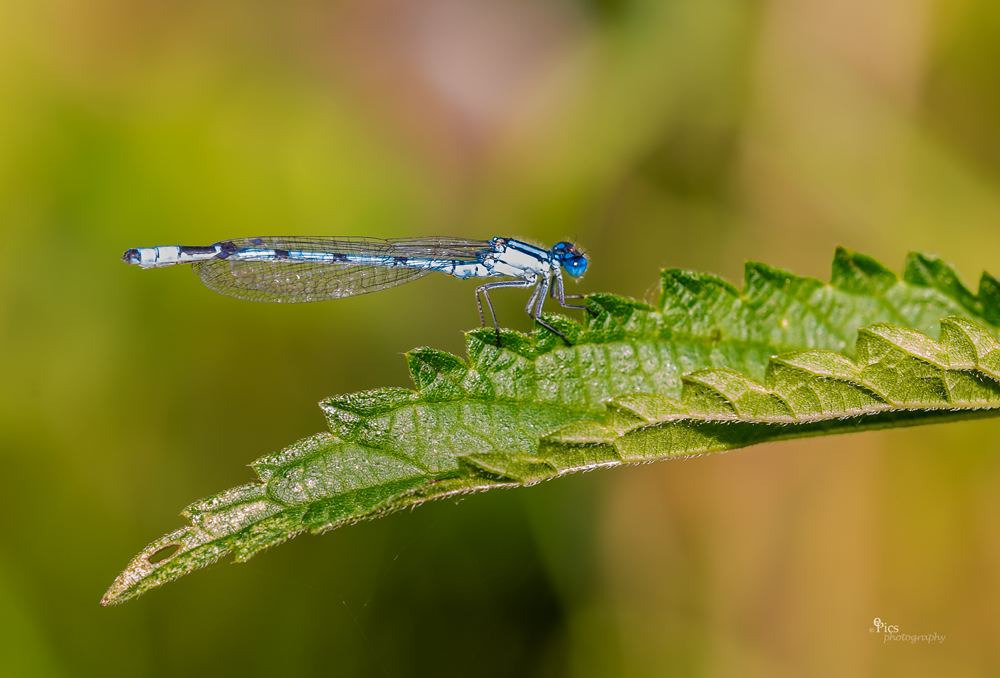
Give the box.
[2,0,999,675]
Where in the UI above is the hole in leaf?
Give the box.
[148,544,181,564]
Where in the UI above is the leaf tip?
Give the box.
[830,246,898,294]
[406,347,468,395]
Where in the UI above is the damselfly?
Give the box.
[122,236,589,342]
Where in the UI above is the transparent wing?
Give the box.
[191,236,492,303]
[231,236,492,260]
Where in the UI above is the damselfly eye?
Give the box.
[563,255,587,278]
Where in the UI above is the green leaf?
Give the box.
[102,248,1000,605]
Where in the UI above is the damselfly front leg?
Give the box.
[551,268,588,310]
[525,274,576,344]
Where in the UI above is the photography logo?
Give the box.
[870,618,946,644]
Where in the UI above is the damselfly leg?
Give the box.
[528,275,572,343]
[551,270,589,310]
[477,279,535,345]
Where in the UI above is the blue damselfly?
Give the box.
[122,236,589,342]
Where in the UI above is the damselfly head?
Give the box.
[552,241,588,278]
[122,248,141,265]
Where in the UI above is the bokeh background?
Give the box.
[2,0,1000,675]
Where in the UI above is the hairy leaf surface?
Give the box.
[103,249,1000,605]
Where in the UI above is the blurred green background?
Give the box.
[2,0,1000,675]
